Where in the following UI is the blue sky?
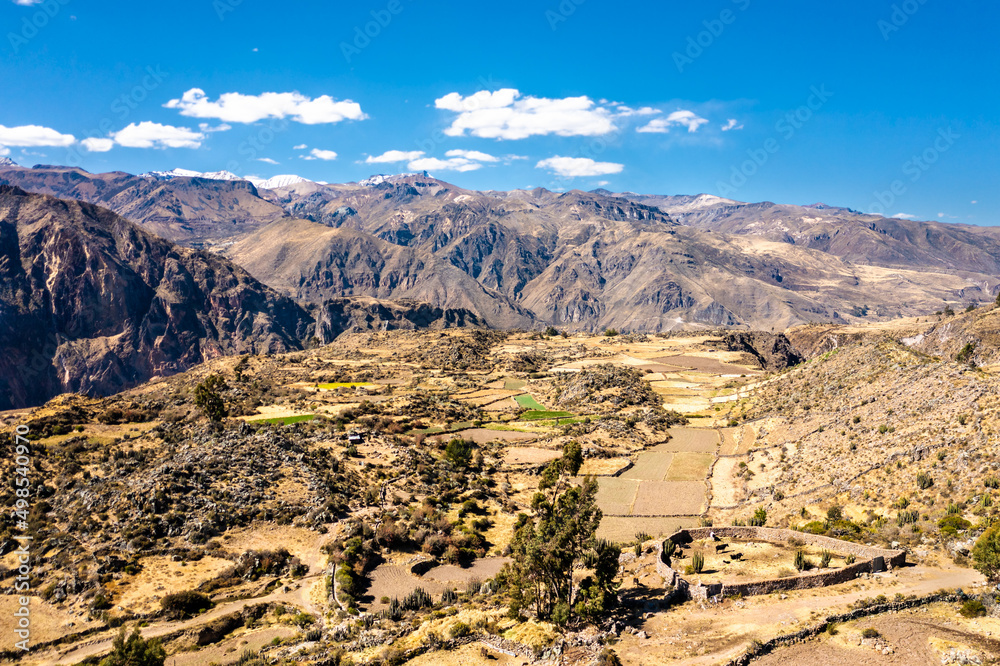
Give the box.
[1,0,997,224]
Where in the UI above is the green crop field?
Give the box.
[514,395,546,410]
[251,414,318,425]
[519,410,574,421]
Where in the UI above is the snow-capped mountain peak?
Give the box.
[0,157,20,167]
[359,172,429,187]
[246,174,312,189]
[141,168,244,182]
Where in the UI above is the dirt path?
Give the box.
[29,573,324,666]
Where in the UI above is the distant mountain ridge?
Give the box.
[2,163,999,334]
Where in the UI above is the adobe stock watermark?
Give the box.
[673,0,751,73]
[717,84,833,197]
[213,0,243,21]
[878,0,929,40]
[411,75,501,155]
[11,425,33,652]
[546,0,586,31]
[7,0,72,54]
[341,0,412,63]
[224,117,290,175]
[541,135,614,193]
[867,127,959,217]
[64,65,169,168]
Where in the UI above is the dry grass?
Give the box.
[593,478,641,515]
[620,452,674,481]
[112,555,233,614]
[665,452,715,481]
[632,481,705,515]
[579,457,633,476]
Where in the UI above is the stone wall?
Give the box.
[656,526,906,601]
[723,592,962,666]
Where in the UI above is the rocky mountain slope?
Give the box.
[0,187,479,408]
[618,192,1000,276]
[233,175,991,331]
[3,165,998,334]
[0,164,286,248]
[0,185,311,409]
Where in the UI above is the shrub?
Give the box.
[956,343,976,364]
[845,554,856,565]
[596,648,623,666]
[160,591,213,616]
[939,515,972,537]
[194,375,228,422]
[749,507,767,527]
[861,628,880,639]
[604,329,619,337]
[99,628,166,666]
[445,439,474,468]
[826,505,843,522]
[972,523,1000,582]
[960,599,987,618]
[820,550,833,568]
[916,472,933,490]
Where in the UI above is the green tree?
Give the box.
[972,523,1000,582]
[502,445,614,623]
[194,374,228,422]
[99,628,166,666]
[445,438,474,468]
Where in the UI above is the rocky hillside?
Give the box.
[313,297,485,341]
[0,164,285,249]
[0,187,481,409]
[0,185,312,409]
[616,193,1000,276]
[233,175,990,331]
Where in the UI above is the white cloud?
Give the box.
[0,124,75,147]
[81,137,114,152]
[0,146,9,156]
[434,89,617,140]
[445,149,499,162]
[112,122,204,149]
[972,200,979,204]
[198,122,232,133]
[616,105,660,117]
[366,149,499,172]
[535,156,624,178]
[637,110,709,134]
[366,149,425,164]
[256,157,279,164]
[12,0,43,5]
[891,213,917,220]
[721,118,744,131]
[301,148,338,161]
[293,144,308,150]
[166,89,367,125]
[408,156,483,172]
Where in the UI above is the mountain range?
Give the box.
[1,161,999,406]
